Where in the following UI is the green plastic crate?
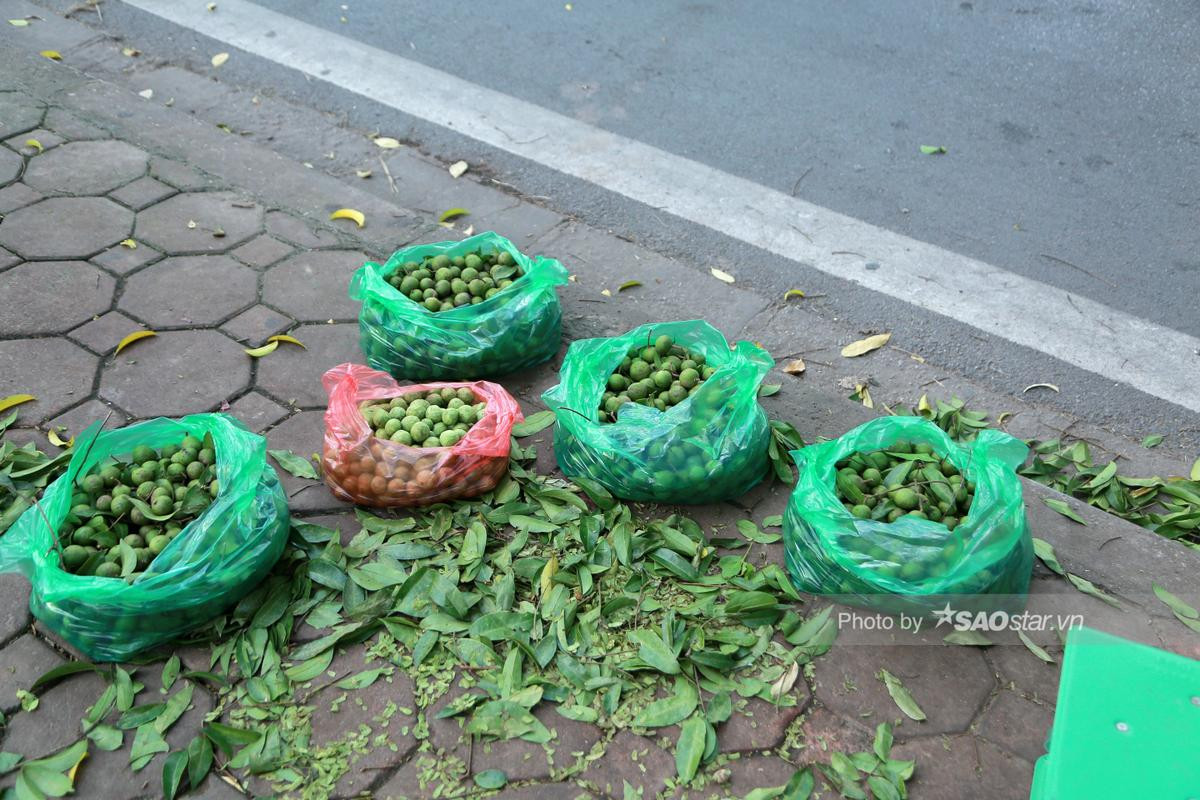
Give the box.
[1031,626,1200,799]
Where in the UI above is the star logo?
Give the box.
[932,602,956,628]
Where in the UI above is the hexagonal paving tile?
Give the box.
[99,329,251,417]
[263,411,348,513]
[0,92,44,138]
[20,141,148,196]
[255,323,361,408]
[0,197,132,259]
[0,261,114,334]
[119,254,256,327]
[262,250,370,322]
[0,148,21,186]
[0,337,98,424]
[134,191,263,254]
[892,735,1033,800]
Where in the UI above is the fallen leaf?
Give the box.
[374,136,402,149]
[461,224,474,236]
[0,394,36,414]
[1023,383,1060,394]
[1042,497,1086,525]
[212,228,225,238]
[769,661,800,701]
[878,669,925,721]
[854,383,874,409]
[783,359,806,375]
[355,169,372,179]
[758,383,781,397]
[710,267,735,284]
[120,238,137,249]
[1192,457,1200,481]
[24,138,43,153]
[1141,434,1163,449]
[600,289,612,297]
[122,47,140,57]
[920,145,947,155]
[206,2,217,9]
[8,19,30,26]
[329,208,365,228]
[47,428,74,448]
[540,554,558,597]
[1018,631,1055,664]
[211,52,229,67]
[841,332,891,358]
[783,288,805,300]
[40,50,62,61]
[1152,583,1198,620]
[617,280,642,292]
[138,89,153,99]
[439,207,469,223]
[266,334,306,350]
[1067,573,1122,609]
[917,394,932,414]
[244,342,280,358]
[944,630,992,647]
[448,160,469,178]
[114,330,157,355]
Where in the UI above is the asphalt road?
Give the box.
[246,0,1200,339]
[87,0,1200,443]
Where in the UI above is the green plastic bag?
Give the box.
[351,231,569,380]
[542,320,773,503]
[783,416,1032,613]
[0,414,289,661]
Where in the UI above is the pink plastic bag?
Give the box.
[321,363,522,507]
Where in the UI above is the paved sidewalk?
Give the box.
[1,38,1199,800]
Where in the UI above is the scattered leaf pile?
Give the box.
[0,411,71,535]
[387,249,521,312]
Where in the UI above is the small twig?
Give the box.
[831,250,865,257]
[1040,254,1117,289]
[378,155,397,193]
[791,167,813,197]
[788,224,813,243]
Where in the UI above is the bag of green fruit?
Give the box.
[350,231,569,380]
[0,414,289,661]
[542,320,773,503]
[782,416,1032,614]
[321,363,522,507]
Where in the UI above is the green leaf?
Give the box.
[1191,457,1200,481]
[507,514,558,533]
[267,449,319,480]
[130,724,168,771]
[202,723,261,757]
[556,704,599,723]
[86,724,123,751]
[1153,583,1198,619]
[469,612,533,641]
[336,667,389,690]
[1082,461,1118,490]
[675,715,706,783]
[21,764,72,797]
[782,766,815,799]
[160,656,180,693]
[17,690,37,712]
[1067,573,1123,609]
[943,630,992,647]
[1017,631,1055,664]
[439,207,469,223]
[114,667,135,712]
[1141,434,1164,448]
[758,383,781,398]
[284,648,335,682]
[1032,538,1065,576]
[154,683,194,734]
[633,678,697,727]
[706,691,732,724]
[474,769,507,789]
[628,629,680,675]
[919,145,947,154]
[30,662,101,692]
[878,669,925,721]
[510,410,555,437]
[873,722,894,760]
[186,734,213,790]
[162,750,188,800]
[867,775,902,800]
[1042,497,1087,525]
[116,702,166,730]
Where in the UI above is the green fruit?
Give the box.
[182,436,203,452]
[640,347,658,363]
[442,408,460,426]
[95,562,120,579]
[667,384,688,404]
[132,445,156,464]
[62,545,89,570]
[850,504,871,519]
[425,405,444,423]
[654,334,673,356]
[678,368,699,388]
[652,370,672,389]
[629,360,651,381]
[390,430,413,445]
[110,495,132,516]
[148,535,170,555]
[899,562,923,580]
[410,421,431,442]
[888,487,920,510]
[81,474,104,495]
[438,430,458,447]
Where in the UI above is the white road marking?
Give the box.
[122,0,1200,413]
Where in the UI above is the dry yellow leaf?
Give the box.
[461,224,474,236]
[0,394,36,414]
[374,136,402,149]
[120,238,137,249]
[783,358,805,375]
[840,332,891,358]
[439,207,469,223]
[1023,383,1060,394]
[600,289,612,297]
[784,288,805,300]
[8,19,30,27]
[114,330,157,355]
[211,52,229,67]
[710,267,735,284]
[617,280,642,292]
[122,47,140,57]
[448,160,469,178]
[66,750,86,783]
[329,208,365,228]
[855,383,874,409]
[540,554,558,597]
[24,139,43,153]
[266,334,306,350]
[244,341,280,358]
[917,393,932,413]
[48,428,74,448]
[206,2,217,9]
[39,50,62,61]
[355,169,372,179]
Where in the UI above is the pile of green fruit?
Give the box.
[598,334,717,422]
[386,249,523,312]
[834,442,974,529]
[362,387,486,448]
[57,434,217,580]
